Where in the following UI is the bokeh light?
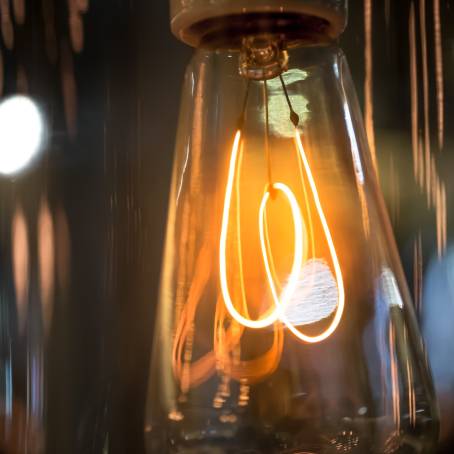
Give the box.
[0,95,44,175]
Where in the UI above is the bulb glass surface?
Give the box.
[146,45,438,454]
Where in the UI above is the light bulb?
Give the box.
[146,2,438,453]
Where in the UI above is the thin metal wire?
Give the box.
[238,80,251,130]
[279,74,299,126]
[263,80,273,187]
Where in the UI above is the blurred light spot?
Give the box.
[364,0,377,176]
[60,42,77,138]
[69,13,83,53]
[0,96,43,175]
[77,0,89,13]
[419,0,434,209]
[12,205,29,333]
[168,410,183,421]
[422,247,454,441]
[409,3,420,182]
[413,232,423,314]
[4,356,12,417]
[282,259,338,326]
[13,0,25,25]
[422,247,454,390]
[379,268,403,308]
[56,207,71,292]
[42,0,58,64]
[219,413,237,424]
[0,0,14,49]
[333,61,340,79]
[38,198,55,336]
[433,0,444,150]
[68,0,88,53]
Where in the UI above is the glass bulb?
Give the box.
[145,42,438,453]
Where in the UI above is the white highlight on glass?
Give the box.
[0,95,44,175]
[379,268,404,308]
[282,259,338,326]
[344,101,365,185]
[266,69,309,138]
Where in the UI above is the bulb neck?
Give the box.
[239,36,289,80]
[170,1,348,49]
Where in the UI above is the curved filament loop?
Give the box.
[220,130,345,344]
[259,182,305,318]
[286,132,345,343]
[220,130,280,329]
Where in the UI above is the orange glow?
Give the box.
[258,182,304,321]
[287,132,345,343]
[219,130,280,329]
[172,127,346,393]
[220,130,345,343]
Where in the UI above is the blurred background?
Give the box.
[0,0,452,453]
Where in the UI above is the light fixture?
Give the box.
[146,1,438,452]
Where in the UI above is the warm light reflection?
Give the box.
[0,95,43,175]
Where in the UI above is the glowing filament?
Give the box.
[259,182,304,321]
[285,132,345,343]
[219,130,345,343]
[220,130,280,329]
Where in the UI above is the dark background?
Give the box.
[0,1,452,453]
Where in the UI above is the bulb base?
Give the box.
[170,1,347,49]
